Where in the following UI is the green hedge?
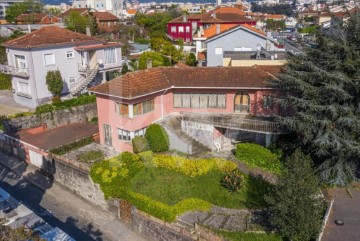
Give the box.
[50,136,93,155]
[144,124,169,152]
[0,73,11,90]
[132,136,149,153]
[235,143,283,174]
[35,94,96,114]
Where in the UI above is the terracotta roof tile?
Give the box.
[127,9,137,15]
[197,52,206,60]
[89,66,283,99]
[15,13,47,22]
[204,24,266,41]
[201,24,237,38]
[3,26,103,49]
[58,8,89,18]
[92,11,119,21]
[213,6,246,15]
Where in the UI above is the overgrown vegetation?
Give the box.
[64,11,98,35]
[217,230,283,241]
[50,136,93,155]
[138,51,171,69]
[0,73,11,90]
[235,143,284,174]
[132,136,149,153]
[251,3,293,16]
[35,94,96,114]
[5,0,43,23]
[271,13,360,185]
[45,70,63,100]
[76,150,104,163]
[265,150,325,241]
[185,52,197,66]
[144,124,169,152]
[221,169,244,193]
[90,152,272,221]
[0,221,43,241]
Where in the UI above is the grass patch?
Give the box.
[76,150,104,163]
[50,136,93,155]
[217,230,283,241]
[0,73,11,90]
[130,167,270,209]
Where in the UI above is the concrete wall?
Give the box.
[206,28,280,67]
[163,126,192,154]
[3,103,97,133]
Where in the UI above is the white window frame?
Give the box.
[43,53,55,66]
[118,128,131,141]
[66,51,74,59]
[134,127,147,137]
[215,48,223,55]
[171,26,176,33]
[17,81,30,95]
[186,26,190,32]
[178,26,184,33]
[68,76,76,84]
[104,47,117,64]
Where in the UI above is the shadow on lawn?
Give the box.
[244,174,273,209]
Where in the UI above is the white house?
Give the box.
[2,26,122,108]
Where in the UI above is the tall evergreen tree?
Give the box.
[266,149,325,241]
[272,13,360,185]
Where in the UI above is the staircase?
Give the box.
[71,64,99,96]
[159,115,211,156]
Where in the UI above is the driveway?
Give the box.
[322,188,360,241]
[0,90,31,116]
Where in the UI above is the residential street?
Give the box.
[0,151,147,241]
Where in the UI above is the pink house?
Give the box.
[89,65,283,153]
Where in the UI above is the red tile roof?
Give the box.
[92,11,119,21]
[58,8,89,18]
[212,6,246,15]
[89,65,283,99]
[126,9,137,15]
[15,13,47,22]
[11,123,98,151]
[196,23,265,39]
[3,26,103,49]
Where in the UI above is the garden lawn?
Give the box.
[129,167,270,209]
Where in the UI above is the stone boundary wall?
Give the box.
[3,103,97,133]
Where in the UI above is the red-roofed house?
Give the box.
[167,6,256,43]
[89,65,283,153]
[2,26,122,108]
[92,12,119,32]
[15,13,60,24]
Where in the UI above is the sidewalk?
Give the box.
[0,151,147,241]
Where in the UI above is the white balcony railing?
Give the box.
[0,64,29,78]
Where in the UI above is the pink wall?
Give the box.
[167,22,193,42]
[96,88,279,152]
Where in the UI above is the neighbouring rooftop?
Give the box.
[9,123,99,151]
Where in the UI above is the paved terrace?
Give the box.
[181,112,281,133]
[8,123,99,151]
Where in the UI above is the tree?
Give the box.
[5,0,43,23]
[64,11,97,35]
[138,51,170,69]
[46,70,63,97]
[272,13,360,185]
[121,63,130,75]
[265,149,325,241]
[185,53,197,66]
[0,222,43,241]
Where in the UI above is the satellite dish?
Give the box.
[98,59,103,65]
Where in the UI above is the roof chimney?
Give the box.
[183,14,187,22]
[86,26,91,36]
[147,59,152,69]
[28,25,31,34]
[216,24,220,34]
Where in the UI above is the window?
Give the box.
[69,77,76,84]
[66,51,74,59]
[263,95,273,109]
[118,128,131,141]
[44,53,55,66]
[215,48,223,55]
[178,26,184,32]
[171,26,176,33]
[18,81,30,95]
[133,99,154,116]
[134,127,146,137]
[104,47,116,64]
[201,41,206,49]
[115,102,129,116]
[173,93,226,109]
[186,26,190,32]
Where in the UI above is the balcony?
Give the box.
[0,64,29,78]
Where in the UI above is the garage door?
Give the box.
[29,150,43,169]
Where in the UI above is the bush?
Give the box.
[36,94,96,114]
[76,150,104,163]
[152,154,237,177]
[0,73,11,90]
[46,70,63,96]
[235,143,283,174]
[221,169,244,193]
[50,136,93,155]
[132,136,149,153]
[52,95,61,104]
[144,124,169,152]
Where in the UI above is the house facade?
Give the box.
[90,65,283,153]
[204,25,284,67]
[15,13,60,24]
[2,26,122,108]
[167,6,256,43]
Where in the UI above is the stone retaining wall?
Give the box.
[3,103,97,133]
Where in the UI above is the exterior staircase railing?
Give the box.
[70,64,99,96]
